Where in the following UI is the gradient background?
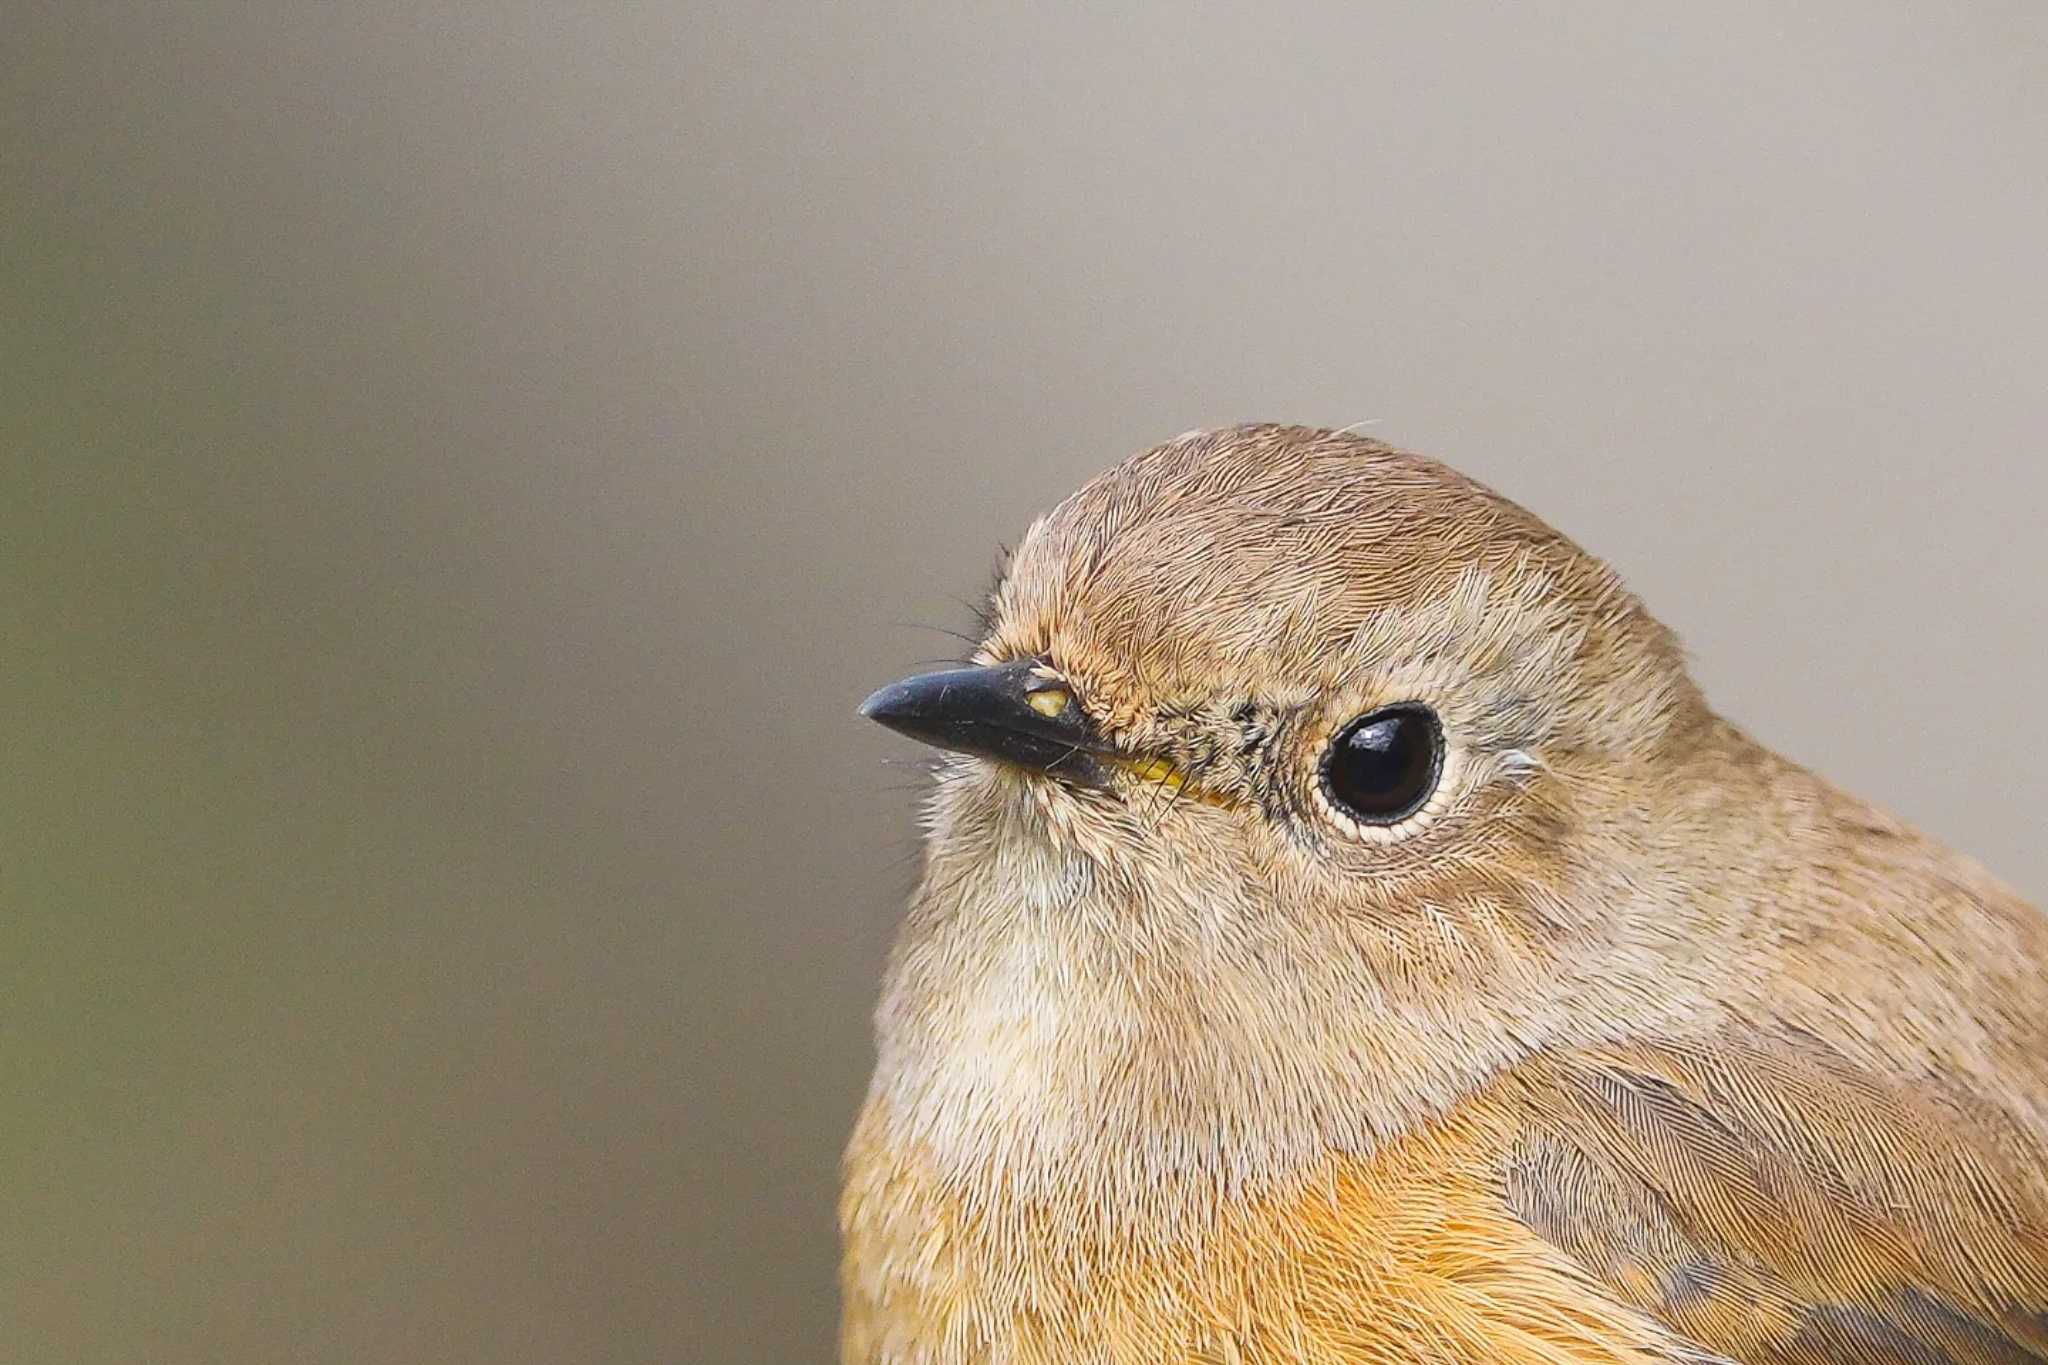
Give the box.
[8,4,2046,1361]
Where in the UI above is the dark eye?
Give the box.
[1320,704,1443,826]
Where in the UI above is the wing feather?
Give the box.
[1499,1032,2048,1364]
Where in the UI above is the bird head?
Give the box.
[858,423,1721,1188]
[865,423,1705,924]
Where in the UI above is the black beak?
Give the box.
[858,659,1107,784]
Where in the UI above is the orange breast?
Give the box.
[840,1097,1688,1364]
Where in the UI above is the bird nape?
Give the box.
[845,423,2048,1365]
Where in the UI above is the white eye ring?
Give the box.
[1311,704,1457,843]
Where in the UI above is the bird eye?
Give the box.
[1319,704,1443,826]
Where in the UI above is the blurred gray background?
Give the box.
[6,3,2045,1361]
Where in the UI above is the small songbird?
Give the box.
[844,424,2048,1363]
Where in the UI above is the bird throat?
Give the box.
[862,764,1554,1234]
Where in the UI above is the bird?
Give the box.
[843,423,2048,1364]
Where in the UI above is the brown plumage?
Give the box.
[845,424,2048,1363]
